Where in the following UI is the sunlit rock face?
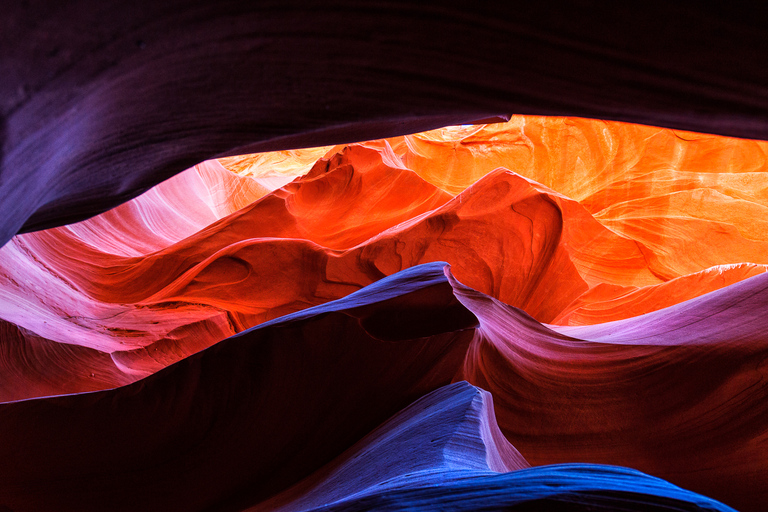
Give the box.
[1,116,766,511]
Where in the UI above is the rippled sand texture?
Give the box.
[0,117,766,510]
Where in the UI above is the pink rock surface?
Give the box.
[4,5,768,509]
[0,263,759,511]
[4,2,768,250]
[3,123,768,403]
[451,267,768,512]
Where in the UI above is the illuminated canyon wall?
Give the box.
[5,2,768,252]
[0,116,767,511]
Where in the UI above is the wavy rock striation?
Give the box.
[0,264,743,511]
[0,264,476,511]
[1,117,767,510]
[5,2,768,251]
[251,382,734,512]
[450,266,768,512]
[2,122,768,400]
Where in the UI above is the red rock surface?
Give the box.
[5,6,768,510]
[5,2,768,250]
[450,266,768,512]
[0,262,758,511]
[0,116,767,510]
[2,117,768,401]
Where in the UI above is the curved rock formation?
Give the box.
[6,4,768,509]
[0,318,133,401]
[0,264,744,511]
[57,160,273,257]
[4,2,768,250]
[250,381,530,512]
[451,267,768,512]
[252,382,733,512]
[3,121,768,402]
[0,263,476,512]
[552,262,768,325]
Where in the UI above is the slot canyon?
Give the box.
[2,3,768,511]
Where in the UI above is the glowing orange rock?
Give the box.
[2,116,768,401]
[385,117,768,321]
[219,145,334,180]
[554,263,768,325]
[0,143,454,397]
[0,262,763,511]
[390,117,768,205]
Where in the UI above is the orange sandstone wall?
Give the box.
[1,117,767,401]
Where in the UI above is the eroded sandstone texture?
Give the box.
[0,117,765,511]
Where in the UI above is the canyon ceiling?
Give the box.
[2,2,768,512]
